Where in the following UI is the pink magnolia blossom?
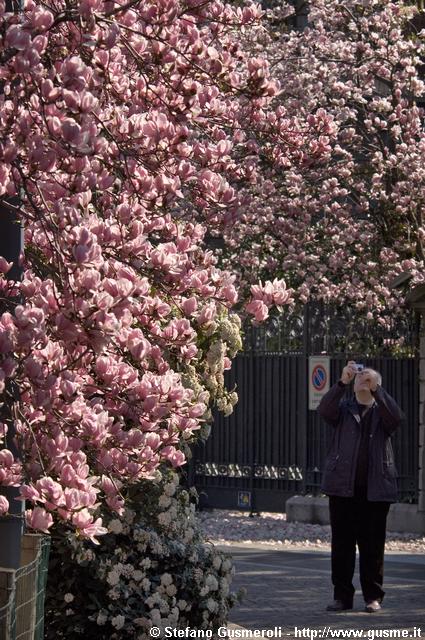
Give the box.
[0,496,9,516]
[181,297,198,316]
[30,7,54,31]
[71,509,108,544]
[160,446,186,468]
[220,0,425,316]
[0,449,22,486]
[196,303,217,326]
[244,278,291,324]
[0,0,293,541]
[245,300,269,323]
[26,507,54,533]
[0,257,13,274]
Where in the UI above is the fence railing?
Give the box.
[0,534,51,640]
[192,353,419,511]
[243,303,420,358]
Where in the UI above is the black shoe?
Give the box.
[365,600,381,613]
[326,600,353,612]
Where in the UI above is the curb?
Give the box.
[216,541,425,558]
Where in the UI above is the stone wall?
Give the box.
[286,496,425,533]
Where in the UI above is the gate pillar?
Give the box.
[405,284,425,511]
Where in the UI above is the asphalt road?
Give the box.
[220,545,425,636]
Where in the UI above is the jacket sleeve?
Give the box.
[317,382,346,427]
[371,386,404,435]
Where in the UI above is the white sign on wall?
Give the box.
[308,356,330,410]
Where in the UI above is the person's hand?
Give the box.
[340,361,357,385]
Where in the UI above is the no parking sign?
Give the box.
[308,356,330,410]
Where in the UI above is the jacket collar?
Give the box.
[347,397,377,425]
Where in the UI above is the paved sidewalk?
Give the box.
[221,545,425,637]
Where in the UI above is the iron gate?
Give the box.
[190,304,420,511]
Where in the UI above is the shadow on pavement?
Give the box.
[220,546,425,636]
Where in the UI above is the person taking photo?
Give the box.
[317,361,404,614]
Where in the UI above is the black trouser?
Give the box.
[329,496,391,604]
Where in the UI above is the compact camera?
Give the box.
[353,364,364,372]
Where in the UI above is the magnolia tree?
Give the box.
[0,0,317,541]
[220,0,425,317]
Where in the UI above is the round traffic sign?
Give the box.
[312,364,327,391]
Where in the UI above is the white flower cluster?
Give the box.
[206,340,226,377]
[46,470,240,640]
[206,314,241,416]
[180,309,242,424]
[215,391,238,417]
[218,314,242,358]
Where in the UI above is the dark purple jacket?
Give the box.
[317,382,404,502]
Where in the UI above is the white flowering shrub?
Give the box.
[45,469,240,639]
[181,311,242,422]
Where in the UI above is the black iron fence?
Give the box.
[243,303,419,358]
[191,304,420,511]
